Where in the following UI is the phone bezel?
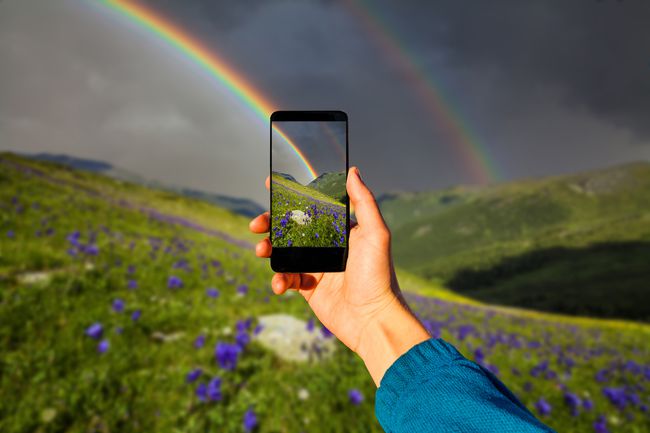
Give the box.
[270,110,349,273]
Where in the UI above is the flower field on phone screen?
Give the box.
[271,175,347,248]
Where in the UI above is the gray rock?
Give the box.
[254,314,337,362]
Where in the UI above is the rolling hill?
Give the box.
[1,152,649,433]
[379,162,650,321]
[307,171,347,202]
[25,152,265,217]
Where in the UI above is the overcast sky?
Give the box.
[1,0,649,206]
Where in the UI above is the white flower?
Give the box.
[298,388,310,401]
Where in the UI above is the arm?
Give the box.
[250,167,555,433]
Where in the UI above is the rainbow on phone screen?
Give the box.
[271,120,347,248]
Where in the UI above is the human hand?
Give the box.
[249,167,430,385]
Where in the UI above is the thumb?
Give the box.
[347,167,387,231]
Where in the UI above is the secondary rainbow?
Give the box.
[344,0,500,184]
[95,0,318,179]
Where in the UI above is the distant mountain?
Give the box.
[273,171,298,183]
[307,171,346,203]
[24,152,265,217]
[380,162,650,321]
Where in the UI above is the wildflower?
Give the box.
[280,218,288,227]
[253,324,264,335]
[287,240,293,246]
[85,323,103,339]
[127,279,138,289]
[206,288,220,298]
[321,326,333,338]
[564,391,581,416]
[131,310,142,321]
[348,389,363,405]
[593,415,609,433]
[535,398,552,416]
[6,230,15,238]
[196,383,208,402]
[236,331,250,348]
[97,339,109,354]
[315,233,319,238]
[603,387,627,409]
[583,399,594,411]
[194,334,206,349]
[167,275,183,289]
[243,407,258,432]
[186,368,202,383]
[207,377,222,401]
[112,298,125,313]
[306,318,315,332]
[237,284,248,296]
[215,342,241,370]
[85,244,99,256]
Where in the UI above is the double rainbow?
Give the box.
[97,0,318,179]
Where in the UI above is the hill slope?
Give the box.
[25,152,265,217]
[1,153,649,433]
[307,171,347,202]
[380,162,650,320]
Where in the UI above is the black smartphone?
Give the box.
[270,110,349,273]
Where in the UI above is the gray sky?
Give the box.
[1,0,649,206]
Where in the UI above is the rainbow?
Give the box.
[344,0,500,184]
[95,0,318,179]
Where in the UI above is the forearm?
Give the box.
[355,295,431,386]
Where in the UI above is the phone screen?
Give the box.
[271,118,348,249]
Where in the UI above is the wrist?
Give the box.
[356,295,431,386]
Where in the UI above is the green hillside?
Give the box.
[380,162,650,320]
[307,171,347,203]
[2,153,649,433]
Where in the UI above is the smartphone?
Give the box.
[270,110,349,273]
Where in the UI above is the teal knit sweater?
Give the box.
[375,338,556,432]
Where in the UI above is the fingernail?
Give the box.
[355,167,361,180]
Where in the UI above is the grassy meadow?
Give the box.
[1,153,649,433]
[270,172,347,248]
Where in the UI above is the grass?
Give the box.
[1,153,649,433]
[270,173,347,248]
[380,162,650,320]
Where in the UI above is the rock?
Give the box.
[290,210,311,225]
[253,314,336,362]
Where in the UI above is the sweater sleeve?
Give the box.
[375,338,556,433]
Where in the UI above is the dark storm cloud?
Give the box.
[373,0,650,137]
[1,0,649,206]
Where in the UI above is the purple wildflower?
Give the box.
[112,298,125,313]
[186,368,202,383]
[535,398,552,416]
[243,407,258,432]
[253,324,264,335]
[215,342,241,370]
[564,391,581,416]
[348,389,363,405]
[287,239,293,246]
[237,284,248,295]
[236,331,250,348]
[85,244,99,256]
[131,309,142,321]
[196,383,207,402]
[167,275,183,289]
[6,230,15,238]
[207,377,222,401]
[127,279,138,289]
[321,325,333,339]
[206,288,220,298]
[603,387,627,409]
[593,415,609,433]
[85,322,103,339]
[194,334,206,349]
[306,318,315,332]
[97,339,109,354]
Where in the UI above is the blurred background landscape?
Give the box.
[1,1,649,432]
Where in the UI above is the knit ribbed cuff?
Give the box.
[375,338,466,425]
